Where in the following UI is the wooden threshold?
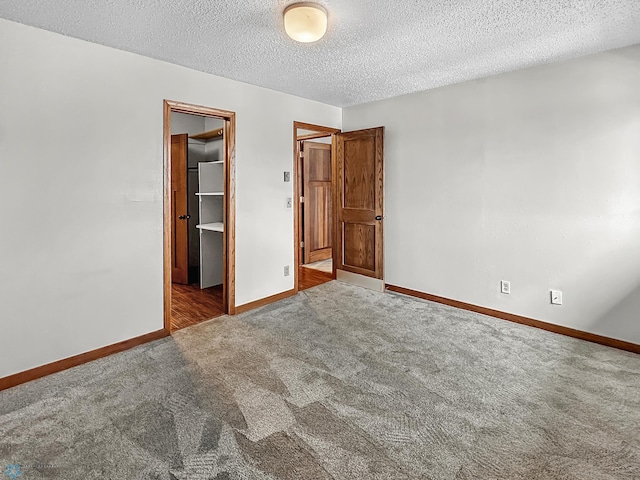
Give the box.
[235,288,297,314]
[0,329,169,392]
[386,284,640,355]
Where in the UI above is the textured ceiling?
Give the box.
[1,0,639,107]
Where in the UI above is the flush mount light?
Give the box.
[284,3,328,43]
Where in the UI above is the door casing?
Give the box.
[301,140,333,265]
[163,100,237,333]
[293,122,340,292]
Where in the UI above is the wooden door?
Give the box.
[335,127,384,281]
[171,134,189,285]
[302,141,333,264]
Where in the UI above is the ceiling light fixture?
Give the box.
[284,3,328,43]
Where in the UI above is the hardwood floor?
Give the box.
[171,283,224,331]
[172,267,331,330]
[299,265,334,291]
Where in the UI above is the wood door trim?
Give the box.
[164,100,237,334]
[298,132,332,141]
[335,134,342,280]
[302,141,310,265]
[296,140,304,268]
[0,329,168,392]
[302,141,332,265]
[386,284,640,355]
[295,122,341,135]
[293,121,341,293]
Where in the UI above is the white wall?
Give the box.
[343,45,640,345]
[0,19,340,378]
[171,112,204,138]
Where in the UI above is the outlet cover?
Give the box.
[551,290,562,305]
[284,265,290,276]
[286,197,292,208]
[501,280,511,294]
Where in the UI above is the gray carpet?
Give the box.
[1,281,639,479]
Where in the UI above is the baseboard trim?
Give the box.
[235,288,297,314]
[386,284,640,355]
[0,328,169,392]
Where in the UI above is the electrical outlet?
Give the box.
[550,290,562,305]
[284,265,290,276]
[284,171,291,182]
[500,280,511,294]
[286,197,292,208]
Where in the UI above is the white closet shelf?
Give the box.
[197,222,224,232]
[196,192,224,196]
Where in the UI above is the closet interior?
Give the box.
[170,112,226,329]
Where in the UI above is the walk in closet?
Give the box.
[169,108,229,332]
[170,113,225,290]
[193,128,224,288]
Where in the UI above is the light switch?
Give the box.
[284,171,291,182]
[551,290,563,305]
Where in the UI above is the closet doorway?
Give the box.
[163,101,236,332]
[294,122,340,291]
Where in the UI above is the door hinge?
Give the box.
[300,196,304,203]
[300,241,305,248]
[299,151,304,158]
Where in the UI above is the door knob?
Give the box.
[178,215,190,220]
[375,215,383,221]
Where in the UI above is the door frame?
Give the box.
[301,140,333,265]
[163,100,237,333]
[293,121,341,293]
